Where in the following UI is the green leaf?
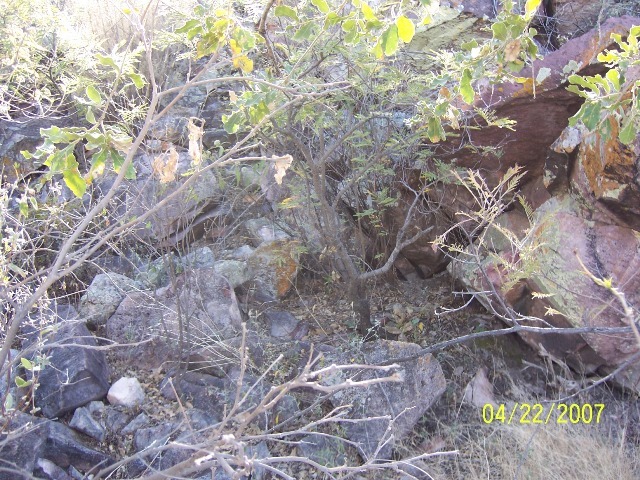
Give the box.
[20,357,33,370]
[95,53,118,70]
[345,28,359,44]
[15,376,31,388]
[427,116,446,142]
[492,22,507,41]
[176,19,200,34]
[396,16,415,43]
[274,5,298,21]
[111,150,136,180]
[311,0,329,14]
[461,39,478,51]
[619,117,637,145]
[86,85,102,105]
[293,21,315,41]
[44,145,75,171]
[222,111,244,134]
[128,72,146,89]
[85,107,96,124]
[460,68,475,104]
[381,25,399,56]
[525,0,542,17]
[186,25,203,41]
[63,168,87,197]
[605,69,620,91]
[581,102,602,130]
[324,12,342,28]
[361,2,376,21]
[342,19,356,32]
[4,392,14,411]
[18,200,28,217]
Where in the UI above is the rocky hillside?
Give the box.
[1,1,640,479]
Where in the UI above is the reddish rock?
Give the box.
[570,126,640,230]
[429,16,639,210]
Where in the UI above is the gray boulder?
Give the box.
[0,412,113,477]
[78,273,142,328]
[107,268,243,370]
[34,322,110,419]
[324,340,446,460]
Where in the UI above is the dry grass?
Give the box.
[422,418,640,480]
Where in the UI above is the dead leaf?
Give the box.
[273,154,293,185]
[463,367,496,408]
[152,147,178,183]
[188,117,205,166]
[504,39,521,62]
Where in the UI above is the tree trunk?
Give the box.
[349,277,372,336]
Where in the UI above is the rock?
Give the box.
[213,260,252,288]
[104,407,131,434]
[422,16,640,218]
[121,412,150,435]
[107,377,145,408]
[35,458,73,480]
[449,194,640,388]
[324,340,446,460]
[261,310,309,340]
[35,322,110,419]
[0,116,75,184]
[246,240,301,299]
[0,412,113,476]
[297,434,348,468]
[570,122,640,230]
[230,245,255,260]
[137,247,216,287]
[244,218,291,246]
[134,423,177,451]
[159,371,225,414]
[69,406,107,442]
[78,273,142,328]
[126,151,224,247]
[107,268,242,370]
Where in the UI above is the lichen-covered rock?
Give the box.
[570,124,640,230]
[244,218,291,246]
[213,259,252,288]
[78,273,142,328]
[246,240,301,299]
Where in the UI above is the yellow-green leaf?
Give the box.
[64,168,87,198]
[274,5,298,21]
[311,0,329,14]
[396,16,415,43]
[85,107,96,124]
[460,68,475,104]
[381,25,399,56]
[361,2,376,21]
[15,377,31,388]
[21,358,33,370]
[525,0,542,17]
[619,117,637,145]
[128,72,146,89]
[86,85,102,105]
[294,21,315,41]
